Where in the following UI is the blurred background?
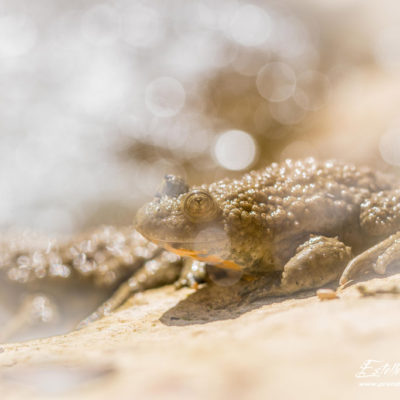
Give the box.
[2,1,400,394]
[1,0,400,236]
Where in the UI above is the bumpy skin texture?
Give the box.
[360,190,400,237]
[136,158,397,281]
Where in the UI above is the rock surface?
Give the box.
[1,273,400,399]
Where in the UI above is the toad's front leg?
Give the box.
[340,231,400,285]
[279,236,352,294]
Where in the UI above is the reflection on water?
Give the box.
[0,277,113,343]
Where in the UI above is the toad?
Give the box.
[136,158,400,294]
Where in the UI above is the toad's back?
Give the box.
[208,158,393,245]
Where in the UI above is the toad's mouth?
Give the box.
[139,233,243,271]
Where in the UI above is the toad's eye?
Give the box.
[183,190,219,223]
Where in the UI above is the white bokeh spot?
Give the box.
[214,130,256,171]
[229,5,271,47]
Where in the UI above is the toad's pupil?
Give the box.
[192,197,204,212]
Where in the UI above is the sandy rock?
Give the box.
[1,275,400,399]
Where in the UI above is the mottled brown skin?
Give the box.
[137,158,400,292]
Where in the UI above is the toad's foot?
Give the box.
[175,259,243,289]
[280,235,352,293]
[175,259,207,289]
[340,231,400,286]
[77,252,183,329]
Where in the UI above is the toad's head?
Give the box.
[135,175,240,269]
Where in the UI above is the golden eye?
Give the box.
[183,190,219,223]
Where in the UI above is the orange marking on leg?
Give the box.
[214,260,243,271]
